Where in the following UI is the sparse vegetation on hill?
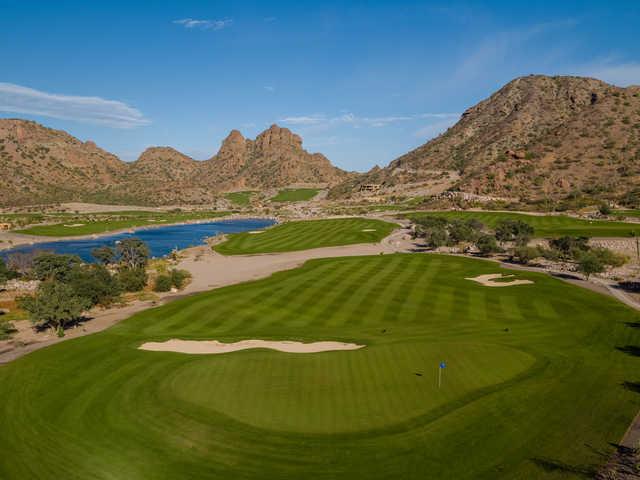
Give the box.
[334,75,640,206]
[0,120,349,207]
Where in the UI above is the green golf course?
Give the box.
[214,217,397,254]
[270,188,320,202]
[406,211,640,237]
[15,211,231,237]
[0,253,639,479]
[225,191,255,206]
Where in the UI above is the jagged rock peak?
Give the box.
[255,124,302,150]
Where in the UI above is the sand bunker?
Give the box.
[63,223,85,227]
[138,339,365,354]
[362,229,377,232]
[248,231,264,234]
[466,274,533,287]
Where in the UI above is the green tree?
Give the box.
[598,203,612,216]
[68,264,122,307]
[153,274,172,292]
[511,246,541,264]
[33,253,82,282]
[424,226,449,249]
[494,220,534,245]
[476,235,501,256]
[0,258,18,285]
[116,238,150,270]
[577,252,604,280]
[170,269,191,289]
[117,267,148,292]
[18,281,92,336]
[92,246,116,265]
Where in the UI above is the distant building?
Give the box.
[358,184,382,194]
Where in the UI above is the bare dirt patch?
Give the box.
[139,339,365,354]
[466,273,533,287]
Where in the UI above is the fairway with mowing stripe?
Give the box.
[406,211,640,237]
[270,188,320,202]
[214,218,397,254]
[1,254,639,479]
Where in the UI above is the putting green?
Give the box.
[1,254,639,479]
[214,217,397,254]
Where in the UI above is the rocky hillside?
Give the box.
[0,120,349,206]
[336,75,640,205]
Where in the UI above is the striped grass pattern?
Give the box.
[1,254,639,478]
[214,218,397,254]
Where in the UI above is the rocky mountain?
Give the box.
[336,75,640,205]
[0,120,349,206]
[202,125,348,191]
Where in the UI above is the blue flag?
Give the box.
[440,361,446,369]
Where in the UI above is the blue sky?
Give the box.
[1,1,639,172]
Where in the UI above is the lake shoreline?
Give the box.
[0,213,278,252]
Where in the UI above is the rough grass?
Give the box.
[406,210,640,237]
[270,188,319,202]
[214,218,397,255]
[16,211,231,237]
[225,191,255,206]
[0,254,639,479]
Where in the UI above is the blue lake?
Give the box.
[1,218,275,262]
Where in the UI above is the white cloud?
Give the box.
[279,112,459,129]
[263,85,275,92]
[173,18,232,30]
[577,61,640,87]
[454,19,578,83]
[0,82,150,128]
[414,117,459,139]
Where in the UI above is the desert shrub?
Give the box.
[153,275,172,292]
[448,219,483,244]
[0,258,18,284]
[476,235,501,256]
[549,236,590,259]
[495,219,534,245]
[68,264,122,307]
[170,269,191,289]
[598,203,612,216]
[511,246,541,264]
[117,267,148,292]
[590,247,627,267]
[424,226,449,248]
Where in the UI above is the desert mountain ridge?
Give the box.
[0,120,351,206]
[332,74,640,206]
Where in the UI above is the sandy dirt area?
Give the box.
[139,339,365,354]
[465,273,534,287]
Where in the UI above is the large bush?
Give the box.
[117,267,148,292]
[19,281,92,336]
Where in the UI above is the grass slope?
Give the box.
[406,210,640,237]
[16,211,231,237]
[0,254,639,479]
[271,188,319,202]
[225,191,255,206]
[214,218,397,255]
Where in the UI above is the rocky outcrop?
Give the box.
[335,75,640,204]
[0,119,349,206]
